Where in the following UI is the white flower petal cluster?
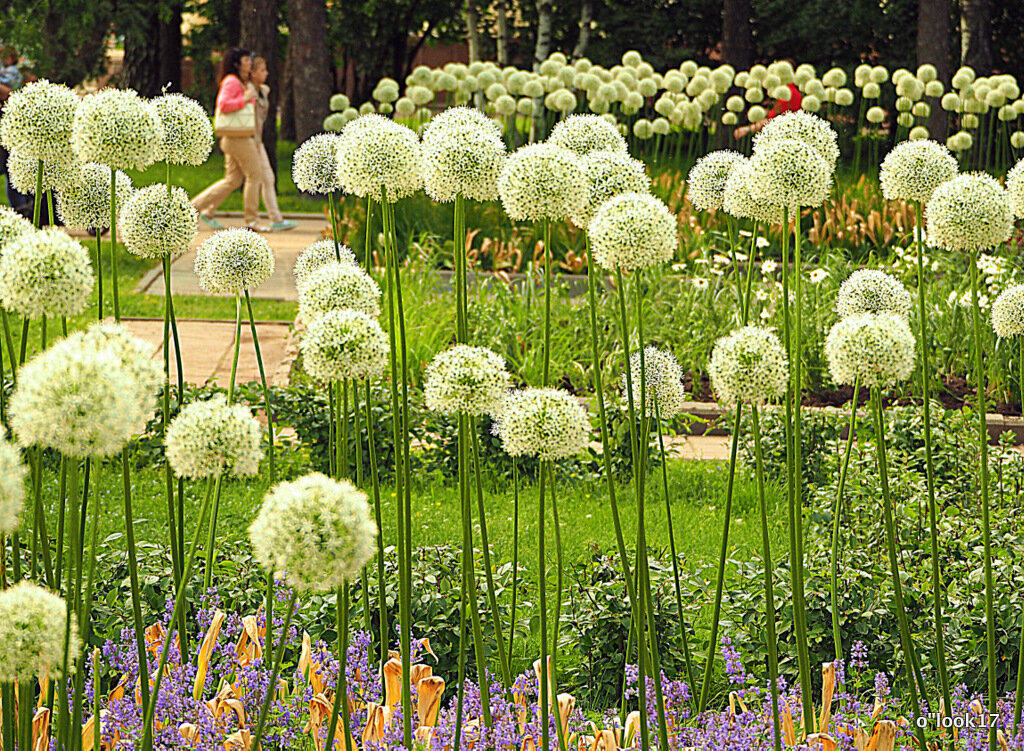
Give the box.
[708,326,789,405]
[493,387,591,461]
[293,133,344,194]
[879,140,958,204]
[300,309,388,382]
[687,150,746,212]
[152,93,214,166]
[294,239,358,289]
[722,159,784,224]
[992,284,1024,338]
[336,114,423,202]
[926,173,1014,252]
[498,143,587,222]
[120,184,198,259]
[424,345,510,416]
[194,228,274,293]
[548,114,628,156]
[571,150,649,228]
[836,269,913,320]
[1007,158,1024,218]
[72,88,164,171]
[753,110,839,170]
[0,428,27,534]
[0,206,33,251]
[298,261,381,319]
[0,80,79,163]
[249,472,377,592]
[10,338,135,457]
[588,192,676,271]
[56,163,133,230]
[6,150,83,194]
[0,228,93,319]
[749,138,832,210]
[825,313,916,388]
[0,582,78,682]
[624,346,687,418]
[421,106,507,203]
[165,395,263,479]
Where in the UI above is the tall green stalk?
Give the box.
[245,290,277,483]
[1015,336,1024,734]
[110,167,121,321]
[323,583,353,751]
[364,380,389,671]
[829,380,860,661]
[251,589,299,751]
[537,459,551,751]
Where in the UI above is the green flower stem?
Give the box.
[364,380,389,671]
[55,458,80,751]
[251,588,299,751]
[328,387,337,477]
[507,458,520,662]
[542,217,552,386]
[453,563,469,751]
[352,381,369,636]
[160,260,184,658]
[245,290,277,484]
[364,197,375,273]
[725,215,744,320]
[328,192,343,261]
[872,390,930,751]
[17,678,31,751]
[31,446,54,586]
[163,254,187,588]
[742,224,759,320]
[454,193,468,340]
[324,583,353,751]
[203,476,226,590]
[95,233,104,321]
[110,167,121,321]
[1015,336,1024,734]
[1,683,13,751]
[337,379,347,479]
[228,292,242,404]
[33,159,43,227]
[969,252,998,751]
[1,309,17,386]
[547,464,569,751]
[18,318,28,367]
[537,459,551,751]
[830,379,860,661]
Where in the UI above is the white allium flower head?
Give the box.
[588,192,676,271]
[708,326,789,405]
[6,150,84,194]
[926,172,1014,252]
[165,395,263,479]
[56,163,133,231]
[0,206,34,251]
[119,184,197,259]
[292,133,344,195]
[879,139,958,204]
[722,158,785,224]
[421,106,507,203]
[152,93,214,166]
[0,428,27,535]
[498,142,587,222]
[571,150,649,228]
[424,345,511,416]
[0,228,93,319]
[825,313,916,388]
[336,114,423,202]
[687,150,747,212]
[1007,158,1024,218]
[623,346,687,418]
[194,228,274,293]
[298,261,381,319]
[753,109,839,171]
[836,269,913,320]
[0,582,79,682]
[0,80,78,163]
[10,339,135,457]
[991,284,1024,338]
[493,387,591,461]
[294,239,358,289]
[300,309,388,382]
[249,472,377,592]
[72,88,164,171]
[548,114,628,156]
[749,138,833,210]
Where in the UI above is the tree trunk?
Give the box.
[918,0,950,139]
[572,0,592,60]
[122,1,183,96]
[960,0,992,73]
[286,0,331,144]
[279,46,296,142]
[241,0,280,170]
[721,0,753,70]
[467,0,481,62]
[532,0,553,137]
[495,0,509,66]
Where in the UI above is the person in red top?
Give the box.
[734,82,803,139]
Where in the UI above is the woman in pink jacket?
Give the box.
[192,47,264,230]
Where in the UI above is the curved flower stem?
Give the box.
[328,192,343,261]
[1,309,17,386]
[548,464,569,751]
[507,458,520,663]
[245,290,277,484]
[95,233,104,320]
[32,159,43,227]
[110,167,121,321]
[542,217,552,386]
[363,380,389,671]
[163,255,187,588]
[1015,336,1024,734]
[251,588,299,751]
[364,196,375,273]
[324,582,353,751]
[537,459,551,751]
[830,379,860,661]
[453,564,469,751]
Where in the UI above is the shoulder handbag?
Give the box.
[214,101,256,137]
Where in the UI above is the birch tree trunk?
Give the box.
[532,0,553,137]
[286,0,331,145]
[960,0,993,74]
[572,0,592,60]
[495,0,509,66]
[918,0,950,139]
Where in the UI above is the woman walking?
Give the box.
[249,56,297,232]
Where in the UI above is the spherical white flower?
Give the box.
[165,395,263,479]
[991,284,1024,338]
[152,93,214,166]
[1007,158,1024,218]
[298,261,381,319]
[748,137,832,210]
[825,313,916,388]
[424,345,510,416]
[588,192,676,271]
[294,239,358,289]
[493,387,591,461]
[0,80,78,163]
[926,173,1014,252]
[119,184,198,259]
[300,309,388,382]
[571,150,649,228]
[293,133,344,195]
[6,150,83,194]
[708,326,788,405]
[249,472,376,591]
[0,206,34,252]
[56,163,133,230]
[194,228,274,293]
[0,228,93,319]
[336,114,423,202]
[687,150,747,212]
[722,159,784,224]
[753,109,839,170]
[836,269,913,320]
[0,582,78,682]
[72,88,164,171]
[548,114,627,156]
[498,143,587,222]
[879,140,958,204]
[623,346,687,418]
[421,106,507,203]
[0,428,27,535]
